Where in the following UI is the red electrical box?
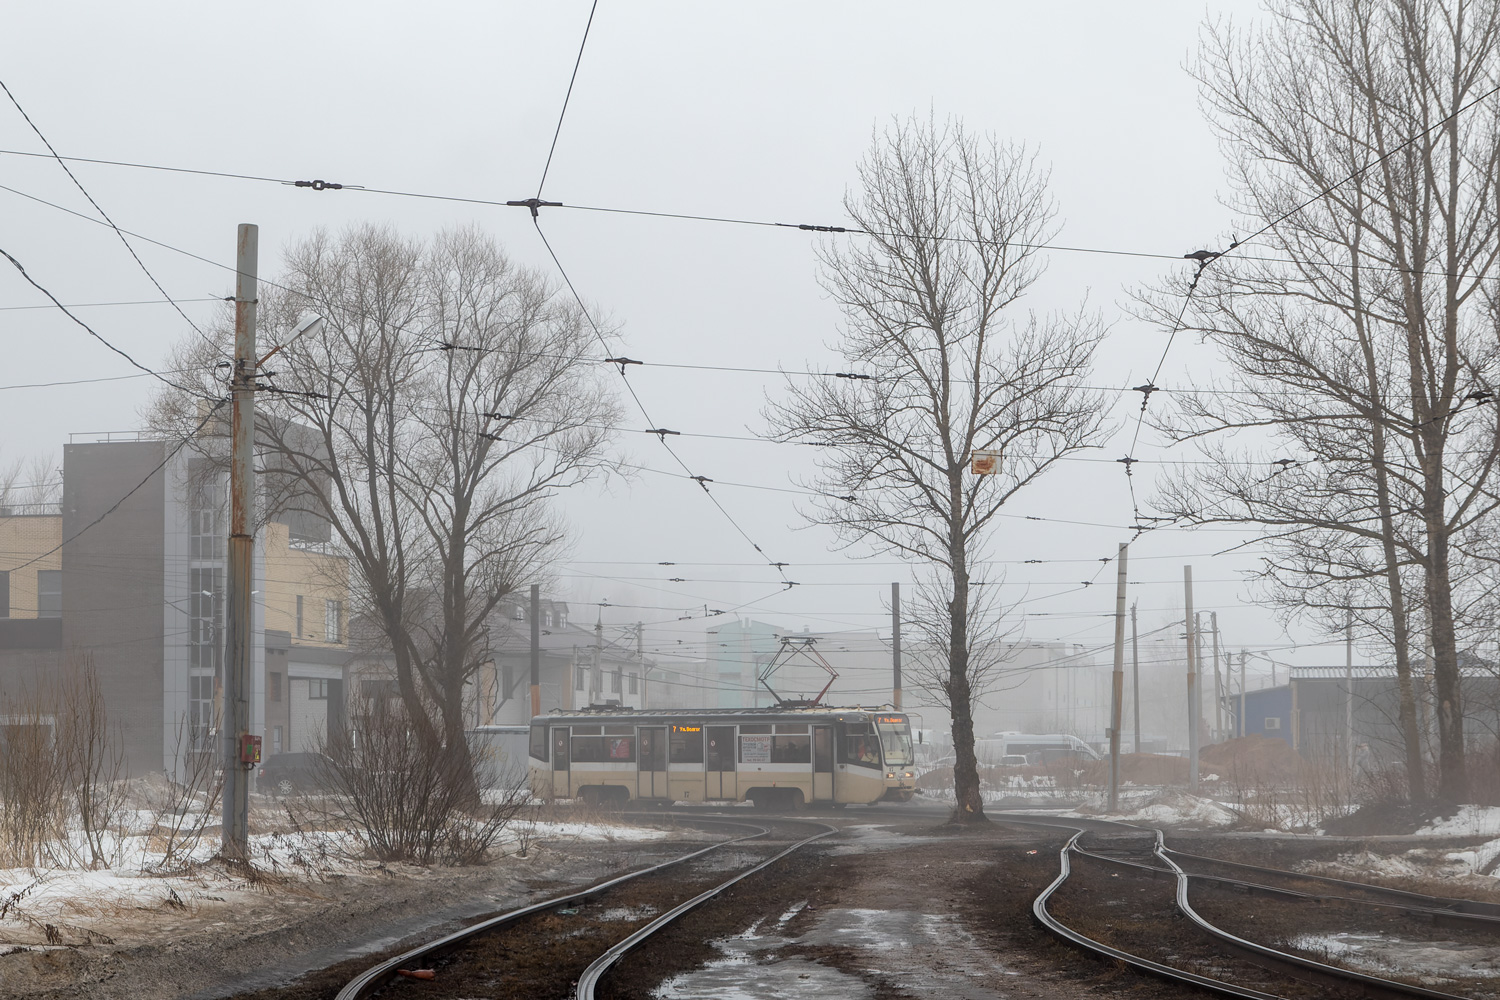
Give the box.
[239,733,262,767]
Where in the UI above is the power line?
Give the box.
[0,79,222,355]
[536,0,600,198]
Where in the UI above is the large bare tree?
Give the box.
[767,116,1108,823]
[154,224,619,782]
[1145,0,1500,801]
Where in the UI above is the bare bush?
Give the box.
[0,682,68,868]
[321,697,529,865]
[143,717,224,872]
[56,660,128,868]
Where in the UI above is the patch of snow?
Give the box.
[1417,804,1500,838]
[1291,931,1500,980]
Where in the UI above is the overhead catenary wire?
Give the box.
[0,79,223,355]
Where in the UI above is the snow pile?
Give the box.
[1095,791,1239,829]
[1416,804,1500,838]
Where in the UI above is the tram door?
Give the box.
[813,725,834,801]
[705,726,736,800]
[638,727,667,799]
[551,727,571,798]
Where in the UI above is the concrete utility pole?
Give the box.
[221,223,257,860]
[1211,611,1224,740]
[1131,601,1141,754]
[1239,650,1247,738]
[891,582,902,709]
[1184,566,1199,793]
[1108,543,1128,812]
[530,584,541,718]
[1345,609,1355,774]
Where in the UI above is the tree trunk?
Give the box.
[947,518,986,823]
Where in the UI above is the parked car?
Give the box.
[258,751,336,795]
[999,754,1029,768]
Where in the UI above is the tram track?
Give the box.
[333,814,833,1000]
[999,813,1497,999]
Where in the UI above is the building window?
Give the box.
[0,570,9,618]
[37,570,61,618]
[324,599,342,643]
[556,610,566,627]
[269,671,282,703]
[272,725,283,753]
[189,674,214,751]
[189,490,223,560]
[189,568,222,671]
[296,595,304,637]
[610,670,621,694]
[309,678,329,700]
[542,611,552,627]
[628,672,639,695]
[575,664,587,689]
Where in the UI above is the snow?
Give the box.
[1096,792,1239,829]
[1291,931,1500,981]
[1417,804,1500,838]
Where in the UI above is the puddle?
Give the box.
[653,909,873,999]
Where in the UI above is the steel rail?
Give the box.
[1031,829,1286,999]
[1153,831,1475,1000]
[1072,840,1500,930]
[1162,844,1500,917]
[333,818,770,1000]
[575,819,837,998]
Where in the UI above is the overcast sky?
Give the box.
[0,1,1351,700]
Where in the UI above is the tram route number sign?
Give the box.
[740,734,771,763]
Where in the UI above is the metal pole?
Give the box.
[1184,566,1199,793]
[1109,543,1128,812]
[1211,611,1224,740]
[530,584,541,718]
[891,582,902,710]
[221,223,257,860]
[1131,600,1141,754]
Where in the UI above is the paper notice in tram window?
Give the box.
[740,734,771,763]
[609,738,633,759]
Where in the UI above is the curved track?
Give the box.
[333,814,832,1000]
[1001,812,1488,1000]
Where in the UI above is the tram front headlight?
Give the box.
[886,772,895,779]
[903,771,913,778]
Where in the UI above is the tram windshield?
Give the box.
[875,717,914,766]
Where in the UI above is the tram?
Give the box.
[528,706,917,809]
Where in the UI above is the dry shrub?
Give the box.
[320,697,529,865]
[0,658,129,869]
[141,717,224,872]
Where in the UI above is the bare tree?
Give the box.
[767,116,1108,823]
[152,224,619,792]
[1145,0,1500,801]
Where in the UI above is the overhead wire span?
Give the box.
[0,79,222,354]
[536,0,600,198]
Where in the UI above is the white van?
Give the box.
[975,732,1100,766]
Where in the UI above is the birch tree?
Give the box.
[767,116,1108,823]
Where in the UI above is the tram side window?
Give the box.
[529,723,548,762]
[838,724,881,768]
[670,726,704,763]
[772,723,811,763]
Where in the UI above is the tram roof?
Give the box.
[533,704,904,723]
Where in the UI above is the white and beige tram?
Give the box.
[528,706,917,809]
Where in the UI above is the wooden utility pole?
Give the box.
[221,223,257,860]
[891,582,902,709]
[1131,601,1141,754]
[1184,566,1199,793]
[1108,543,1128,811]
[530,584,541,718]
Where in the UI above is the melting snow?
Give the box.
[1291,931,1500,980]
[1417,804,1500,838]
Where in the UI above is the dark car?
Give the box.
[257,751,336,796]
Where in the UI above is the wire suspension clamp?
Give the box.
[506,197,563,218]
